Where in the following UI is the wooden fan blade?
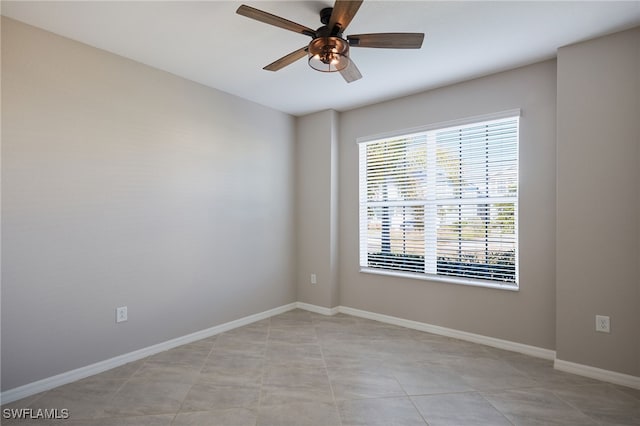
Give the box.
[328,0,363,34]
[264,46,309,71]
[237,5,316,37]
[348,33,425,49]
[340,59,362,83]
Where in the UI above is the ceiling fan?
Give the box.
[236,0,425,83]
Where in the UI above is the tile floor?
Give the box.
[3,309,640,425]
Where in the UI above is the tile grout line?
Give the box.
[313,313,344,426]
[171,336,218,425]
[477,392,516,426]
[547,383,617,425]
[89,359,146,421]
[406,395,431,426]
[254,316,272,426]
[391,355,430,425]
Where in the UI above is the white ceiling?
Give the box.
[2,1,639,116]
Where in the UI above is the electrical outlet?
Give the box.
[595,315,610,333]
[116,306,128,323]
[310,273,317,284]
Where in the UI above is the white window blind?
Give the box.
[359,114,519,287]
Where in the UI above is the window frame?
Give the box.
[358,110,520,291]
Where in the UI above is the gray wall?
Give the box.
[556,27,640,376]
[295,110,340,308]
[337,61,558,350]
[1,17,296,391]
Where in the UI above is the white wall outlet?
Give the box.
[595,315,610,333]
[310,273,317,284]
[116,306,128,323]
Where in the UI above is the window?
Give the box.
[358,112,519,289]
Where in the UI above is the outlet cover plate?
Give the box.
[116,306,128,323]
[595,315,610,333]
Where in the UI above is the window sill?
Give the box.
[359,267,519,292]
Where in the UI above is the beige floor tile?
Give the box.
[391,361,474,395]
[216,327,269,344]
[131,362,201,384]
[264,341,325,369]
[204,352,265,370]
[269,312,313,328]
[100,378,192,417]
[338,397,426,426]
[27,376,126,420]
[551,383,640,425]
[482,387,597,425]
[6,309,636,426]
[67,414,175,425]
[411,392,511,425]
[441,356,539,390]
[173,408,257,426]
[143,347,210,369]
[257,401,339,426]
[320,342,391,370]
[615,385,640,402]
[312,313,360,328]
[211,339,267,356]
[328,366,406,400]
[180,382,260,412]
[499,353,601,387]
[260,366,333,406]
[198,363,264,387]
[267,327,318,344]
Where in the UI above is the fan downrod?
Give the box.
[319,7,333,25]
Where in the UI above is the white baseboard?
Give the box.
[295,302,555,360]
[0,302,297,405]
[296,302,339,316]
[337,305,640,389]
[337,306,556,361]
[554,359,640,390]
[5,301,638,404]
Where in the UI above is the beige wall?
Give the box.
[556,27,640,376]
[295,110,340,308]
[1,17,296,390]
[337,61,558,350]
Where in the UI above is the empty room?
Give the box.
[1,1,639,425]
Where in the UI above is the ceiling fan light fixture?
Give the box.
[308,36,350,72]
[236,1,425,83]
